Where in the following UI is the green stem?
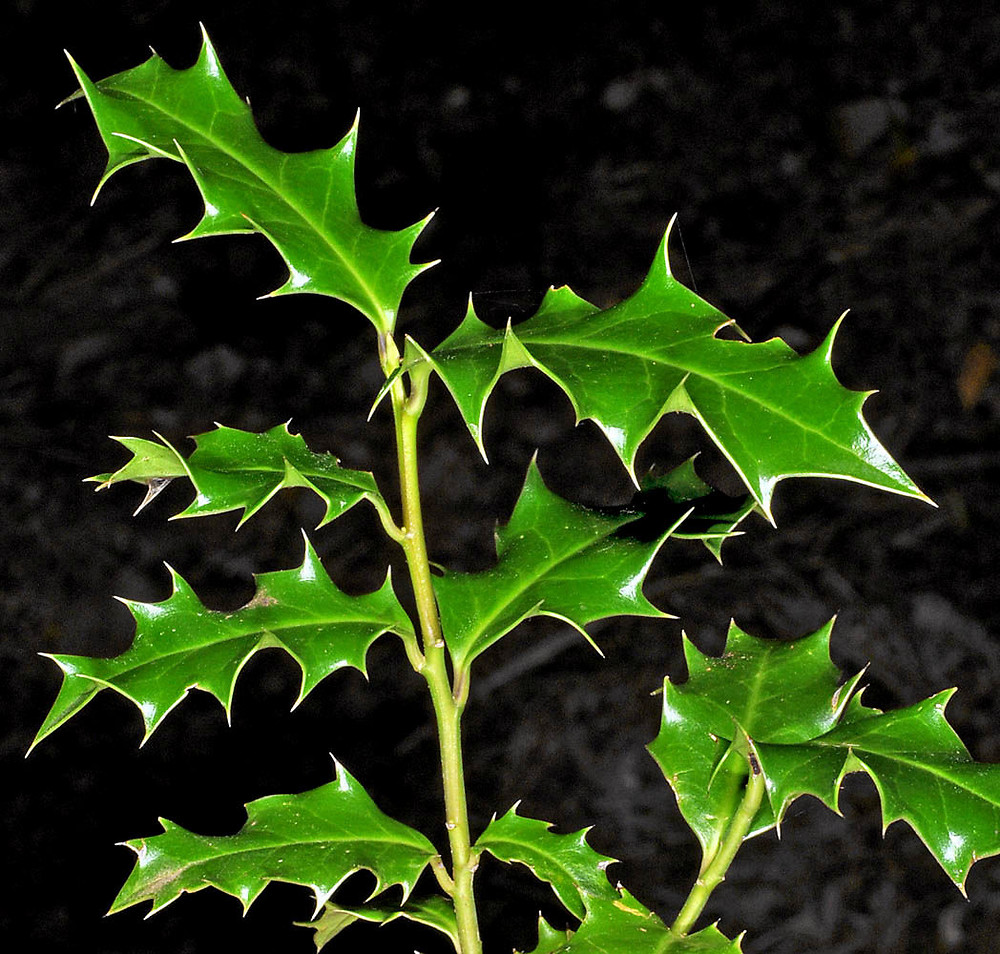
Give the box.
[670,742,765,938]
[384,335,482,954]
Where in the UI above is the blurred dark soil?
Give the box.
[3,2,999,952]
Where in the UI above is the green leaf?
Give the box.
[297,895,458,950]
[521,891,743,953]
[31,535,412,749]
[110,761,437,915]
[648,714,764,874]
[434,460,675,671]
[475,805,618,920]
[757,689,1000,890]
[648,620,1000,890]
[673,619,865,745]
[67,25,433,332]
[424,223,927,519]
[90,423,385,529]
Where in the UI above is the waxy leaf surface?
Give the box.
[32,537,412,748]
[434,461,673,670]
[111,762,436,915]
[67,26,432,331]
[299,896,458,950]
[475,806,618,920]
[522,891,742,953]
[648,621,1000,889]
[92,423,384,528]
[425,228,926,519]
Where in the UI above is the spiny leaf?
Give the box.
[90,423,385,529]
[66,25,433,332]
[424,222,927,519]
[297,895,458,950]
[521,890,743,953]
[110,761,436,915]
[756,689,1000,891]
[31,535,412,749]
[648,620,1000,890]
[475,805,618,921]
[434,460,675,671]
[673,619,865,745]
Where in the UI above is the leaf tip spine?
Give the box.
[661,212,680,279]
[816,312,849,365]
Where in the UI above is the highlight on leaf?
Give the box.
[65,23,434,332]
[31,534,413,750]
[648,620,1000,891]
[110,759,437,917]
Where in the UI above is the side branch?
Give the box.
[670,741,765,937]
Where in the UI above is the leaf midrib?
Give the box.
[758,730,999,806]
[191,462,374,487]
[523,330,849,453]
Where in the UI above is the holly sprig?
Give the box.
[31,25,992,954]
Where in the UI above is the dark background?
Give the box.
[3,1,999,951]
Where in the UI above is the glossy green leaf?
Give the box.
[297,895,458,950]
[756,689,1000,890]
[434,460,675,671]
[521,891,742,953]
[110,761,436,915]
[90,423,385,529]
[424,223,927,519]
[67,25,433,331]
[475,805,618,920]
[31,536,412,749]
[672,619,865,745]
[649,621,1000,890]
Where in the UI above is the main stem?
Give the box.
[384,336,482,954]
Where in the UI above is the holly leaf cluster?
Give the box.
[649,621,1000,891]
[31,23,976,954]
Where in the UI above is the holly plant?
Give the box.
[31,25,1000,954]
